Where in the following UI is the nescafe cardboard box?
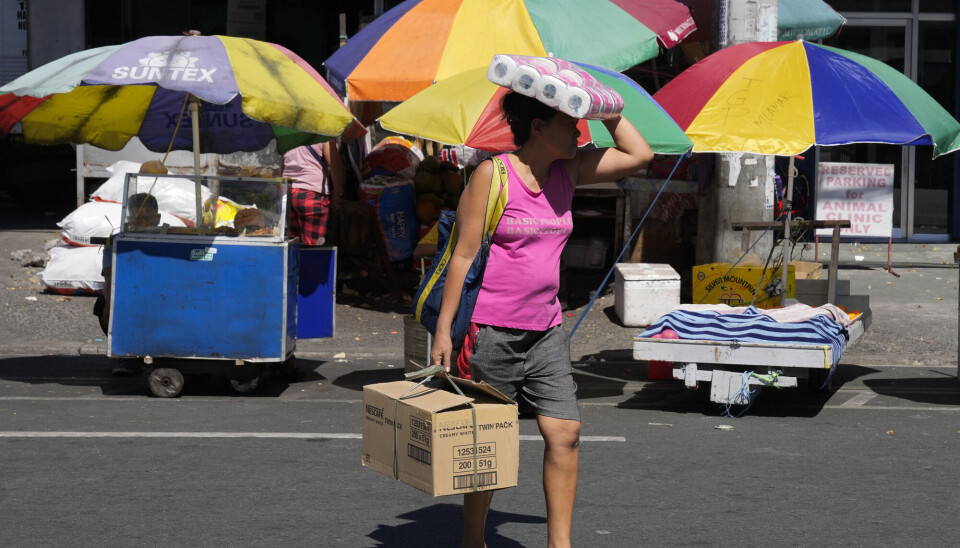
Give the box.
[361,377,519,496]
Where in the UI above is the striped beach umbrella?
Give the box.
[378,61,692,155]
[0,34,365,157]
[325,0,697,102]
[653,40,960,158]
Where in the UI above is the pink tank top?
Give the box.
[471,155,574,330]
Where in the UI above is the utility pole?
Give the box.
[696,0,779,265]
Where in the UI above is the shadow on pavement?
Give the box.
[365,503,542,548]
[332,367,406,392]
[863,369,960,406]
[616,363,883,418]
[0,355,328,398]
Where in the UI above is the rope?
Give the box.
[127,92,192,227]
[569,152,689,339]
[696,212,784,304]
[722,370,782,418]
[402,365,480,491]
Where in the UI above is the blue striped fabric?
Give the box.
[639,306,849,367]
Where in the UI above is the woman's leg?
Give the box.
[462,490,495,548]
[537,415,580,548]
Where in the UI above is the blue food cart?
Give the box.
[105,173,335,397]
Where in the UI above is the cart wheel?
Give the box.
[276,356,301,381]
[229,377,260,394]
[808,369,833,392]
[148,368,184,398]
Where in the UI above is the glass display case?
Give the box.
[121,173,288,241]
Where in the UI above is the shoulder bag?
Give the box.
[412,156,509,345]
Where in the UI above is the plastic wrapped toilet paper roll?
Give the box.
[561,85,624,119]
[534,74,565,107]
[535,67,601,107]
[556,68,597,87]
[487,54,521,87]
[512,63,544,96]
[510,56,577,97]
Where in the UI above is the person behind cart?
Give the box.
[430,91,653,548]
[93,192,162,375]
[281,140,344,246]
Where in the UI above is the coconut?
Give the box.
[414,170,443,195]
[415,193,443,224]
[139,160,168,174]
[441,170,463,195]
[418,155,441,174]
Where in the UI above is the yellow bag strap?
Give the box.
[484,156,509,240]
[414,157,509,321]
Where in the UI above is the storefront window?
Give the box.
[914,20,956,234]
[821,26,909,233]
[919,1,957,13]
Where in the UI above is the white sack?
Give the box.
[58,201,185,246]
[91,160,211,224]
[40,245,105,295]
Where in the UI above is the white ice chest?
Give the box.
[614,263,681,327]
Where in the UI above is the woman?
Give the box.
[282,139,344,246]
[430,91,653,548]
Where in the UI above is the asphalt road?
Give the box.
[3,206,960,546]
[1,356,959,547]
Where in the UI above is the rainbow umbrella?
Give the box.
[324,0,696,102]
[653,40,960,304]
[378,62,692,155]
[652,40,960,158]
[0,34,365,163]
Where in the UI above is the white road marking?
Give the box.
[840,392,878,408]
[0,431,625,442]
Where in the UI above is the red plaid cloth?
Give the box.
[289,188,331,245]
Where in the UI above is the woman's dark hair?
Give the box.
[501,91,559,147]
[129,192,158,212]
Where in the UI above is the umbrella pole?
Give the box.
[780,155,795,306]
[189,96,205,234]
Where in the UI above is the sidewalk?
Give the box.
[1,211,957,369]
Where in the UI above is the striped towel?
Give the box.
[639,306,849,368]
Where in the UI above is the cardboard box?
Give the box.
[614,263,680,326]
[790,261,823,280]
[361,377,519,496]
[692,263,796,309]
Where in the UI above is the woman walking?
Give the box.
[431,91,653,548]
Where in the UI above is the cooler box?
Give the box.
[614,263,681,327]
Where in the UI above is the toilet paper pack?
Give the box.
[486,54,623,120]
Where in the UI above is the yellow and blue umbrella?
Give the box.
[325,0,697,102]
[379,62,692,155]
[654,40,960,296]
[653,40,960,158]
[0,35,365,157]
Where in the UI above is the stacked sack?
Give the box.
[41,160,192,295]
[486,54,624,119]
[358,137,423,263]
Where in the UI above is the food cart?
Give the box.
[632,219,871,407]
[106,173,335,397]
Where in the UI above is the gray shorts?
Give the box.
[468,324,580,421]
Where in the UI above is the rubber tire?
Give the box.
[148,367,184,398]
[229,377,260,394]
[808,369,832,392]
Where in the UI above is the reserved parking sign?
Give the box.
[815,162,894,238]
